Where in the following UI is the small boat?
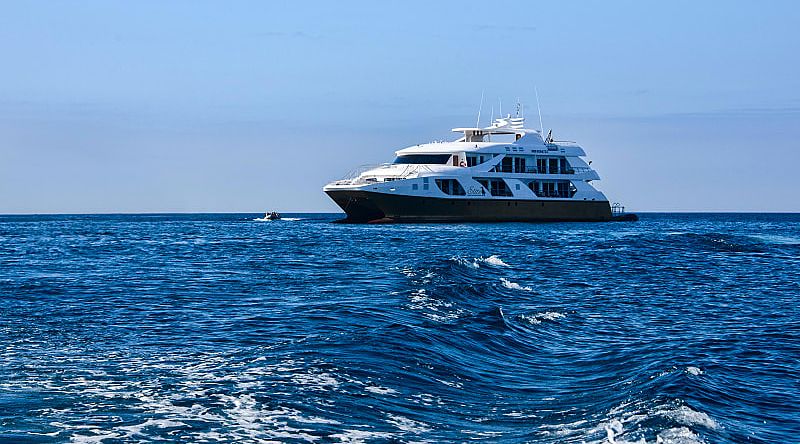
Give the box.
[264,211,281,220]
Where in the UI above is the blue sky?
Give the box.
[1,1,798,213]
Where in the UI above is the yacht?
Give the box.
[323,108,634,223]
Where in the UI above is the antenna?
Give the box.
[534,86,544,135]
[488,105,494,140]
[476,90,485,128]
[498,97,502,118]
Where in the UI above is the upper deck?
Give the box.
[394,115,587,157]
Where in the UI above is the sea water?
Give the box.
[1,213,798,443]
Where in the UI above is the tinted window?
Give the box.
[393,154,452,164]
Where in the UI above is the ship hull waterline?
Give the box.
[325,190,633,223]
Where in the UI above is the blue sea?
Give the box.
[1,213,798,443]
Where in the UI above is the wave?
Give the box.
[519,311,565,325]
[500,278,532,291]
[669,232,767,254]
[539,400,717,444]
[481,255,510,267]
[449,254,510,269]
[406,288,467,323]
[449,256,480,269]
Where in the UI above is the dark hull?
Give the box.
[326,190,616,223]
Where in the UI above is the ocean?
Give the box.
[1,213,798,443]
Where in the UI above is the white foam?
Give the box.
[435,378,463,389]
[329,429,396,443]
[656,427,703,443]
[290,372,340,389]
[117,418,186,436]
[70,431,124,443]
[481,255,510,267]
[407,289,465,322]
[686,366,703,376]
[386,414,432,434]
[500,278,532,291]
[538,399,714,444]
[252,217,302,222]
[604,418,624,443]
[364,385,398,396]
[451,256,480,268]
[520,311,565,325]
[656,405,717,430]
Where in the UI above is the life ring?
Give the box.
[459,160,467,167]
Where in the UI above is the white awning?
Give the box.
[566,156,589,168]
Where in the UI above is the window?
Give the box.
[549,158,559,174]
[513,156,526,173]
[529,180,576,198]
[393,154,452,164]
[435,179,466,196]
[537,158,547,174]
[501,156,513,173]
[412,183,419,190]
[476,178,512,197]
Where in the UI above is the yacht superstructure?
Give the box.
[323,110,632,223]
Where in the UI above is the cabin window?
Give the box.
[549,158,559,174]
[435,179,466,196]
[476,178,512,197]
[501,156,513,173]
[528,180,576,197]
[466,154,488,167]
[513,157,526,173]
[537,158,547,174]
[412,183,418,190]
[393,154,452,164]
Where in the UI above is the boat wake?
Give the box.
[253,217,302,222]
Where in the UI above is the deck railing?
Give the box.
[332,164,433,185]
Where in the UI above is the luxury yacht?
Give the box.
[323,108,634,223]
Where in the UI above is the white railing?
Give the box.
[331,163,435,186]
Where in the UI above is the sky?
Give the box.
[1,0,798,213]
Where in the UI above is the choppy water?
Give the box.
[1,213,798,443]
